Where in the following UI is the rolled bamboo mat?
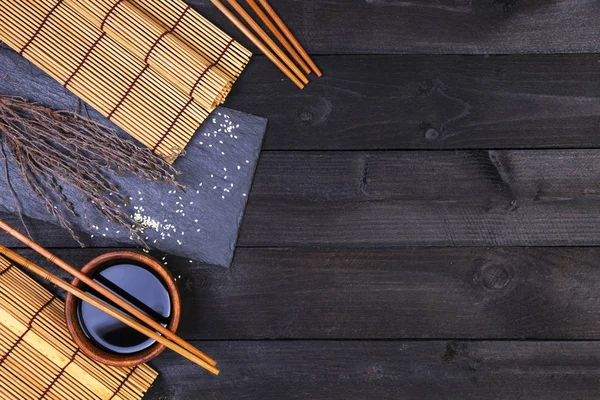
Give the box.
[133,0,252,81]
[0,255,157,400]
[0,0,250,162]
[67,0,240,109]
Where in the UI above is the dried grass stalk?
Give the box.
[0,96,185,245]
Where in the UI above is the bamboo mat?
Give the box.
[0,255,157,400]
[0,0,251,161]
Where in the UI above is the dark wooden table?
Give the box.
[5,0,600,398]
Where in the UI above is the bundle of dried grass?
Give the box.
[0,96,184,245]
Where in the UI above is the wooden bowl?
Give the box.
[65,250,180,367]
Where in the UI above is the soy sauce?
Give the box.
[76,262,172,354]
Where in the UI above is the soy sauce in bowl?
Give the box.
[76,261,172,355]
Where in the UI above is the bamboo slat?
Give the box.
[0,0,251,162]
[0,255,157,400]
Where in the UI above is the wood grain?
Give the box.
[145,340,600,400]
[228,54,600,150]
[184,0,600,55]
[5,47,600,150]
[7,149,600,248]
[239,150,600,247]
[15,246,600,340]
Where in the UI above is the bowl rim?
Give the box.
[65,250,181,367]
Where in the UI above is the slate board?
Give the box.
[0,46,267,268]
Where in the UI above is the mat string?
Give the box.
[64,33,107,88]
[0,264,11,276]
[153,97,194,152]
[108,365,138,400]
[145,5,191,63]
[108,64,150,119]
[20,0,65,56]
[101,0,125,30]
[0,294,57,367]
[39,348,80,399]
[190,38,235,97]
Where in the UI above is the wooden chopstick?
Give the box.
[256,0,322,77]
[0,218,217,368]
[210,0,305,89]
[245,0,311,75]
[0,244,220,375]
[224,0,308,85]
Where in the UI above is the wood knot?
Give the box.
[424,127,440,142]
[478,264,512,290]
[298,111,314,122]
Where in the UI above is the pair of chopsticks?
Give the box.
[0,219,219,375]
[211,0,321,89]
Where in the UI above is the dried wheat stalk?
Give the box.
[0,96,185,245]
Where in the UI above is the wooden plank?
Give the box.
[18,246,600,340]
[187,0,600,55]
[229,54,600,150]
[8,149,600,249]
[5,46,600,150]
[145,340,600,400]
[239,150,600,247]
